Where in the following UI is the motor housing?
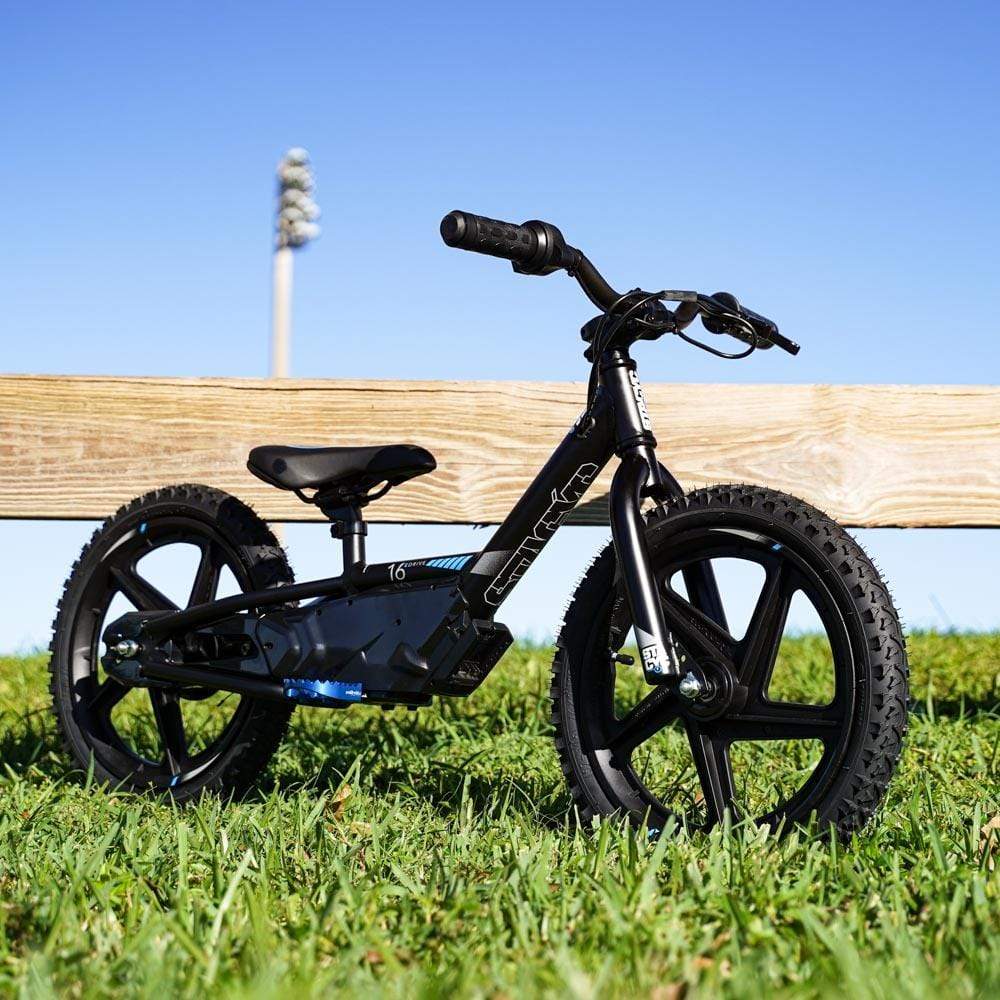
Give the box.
[258,583,513,703]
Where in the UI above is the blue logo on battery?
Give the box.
[283,679,363,704]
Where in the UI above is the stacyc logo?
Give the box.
[641,642,666,674]
[628,370,652,431]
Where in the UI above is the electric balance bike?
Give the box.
[49,212,909,836]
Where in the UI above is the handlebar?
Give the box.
[440,210,621,310]
[439,210,798,355]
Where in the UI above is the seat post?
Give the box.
[330,504,366,568]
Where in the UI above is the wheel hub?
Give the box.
[680,658,736,720]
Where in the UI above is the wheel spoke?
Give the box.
[188,542,223,608]
[608,685,682,759]
[685,722,738,827]
[660,587,736,663]
[735,561,795,697]
[712,702,843,743]
[149,689,187,775]
[681,561,730,633]
[86,677,129,717]
[110,566,178,612]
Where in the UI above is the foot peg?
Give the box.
[282,678,363,706]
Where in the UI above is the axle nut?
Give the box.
[113,639,141,660]
[678,671,704,701]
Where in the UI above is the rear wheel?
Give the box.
[551,485,909,838]
[49,485,294,800]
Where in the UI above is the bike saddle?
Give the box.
[247,444,436,494]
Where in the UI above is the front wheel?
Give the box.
[551,485,909,838]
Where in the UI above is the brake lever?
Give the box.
[700,292,801,356]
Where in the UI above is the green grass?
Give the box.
[1,635,997,999]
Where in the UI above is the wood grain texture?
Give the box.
[1,376,997,527]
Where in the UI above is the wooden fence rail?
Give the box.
[1,376,998,527]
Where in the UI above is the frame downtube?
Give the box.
[461,390,616,619]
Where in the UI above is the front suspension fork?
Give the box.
[609,447,725,686]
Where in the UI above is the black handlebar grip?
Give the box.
[738,304,778,340]
[440,211,577,277]
[702,292,800,354]
[440,211,538,265]
[738,305,799,354]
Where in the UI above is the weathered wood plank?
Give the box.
[0,376,997,527]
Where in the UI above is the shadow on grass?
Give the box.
[8,689,993,827]
[0,705,571,826]
[265,716,572,826]
[4,696,996,830]
[910,696,999,719]
[0,712,62,774]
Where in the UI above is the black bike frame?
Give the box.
[144,345,712,684]
[459,347,684,678]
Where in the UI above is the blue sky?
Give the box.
[2,1,998,647]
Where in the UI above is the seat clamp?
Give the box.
[330,519,367,539]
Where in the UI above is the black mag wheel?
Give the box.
[49,485,294,800]
[552,485,909,839]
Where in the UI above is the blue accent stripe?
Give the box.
[426,554,473,571]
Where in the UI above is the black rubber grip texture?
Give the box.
[440,211,538,264]
[739,304,800,354]
[739,304,779,339]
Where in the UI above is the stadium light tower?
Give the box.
[271,147,321,378]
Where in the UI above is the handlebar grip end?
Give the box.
[439,210,537,264]
[772,332,800,355]
[440,210,468,247]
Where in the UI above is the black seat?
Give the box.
[247,444,436,495]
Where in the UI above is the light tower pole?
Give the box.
[271,147,320,378]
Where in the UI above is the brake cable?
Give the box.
[675,321,759,359]
[583,289,665,417]
[580,292,760,427]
